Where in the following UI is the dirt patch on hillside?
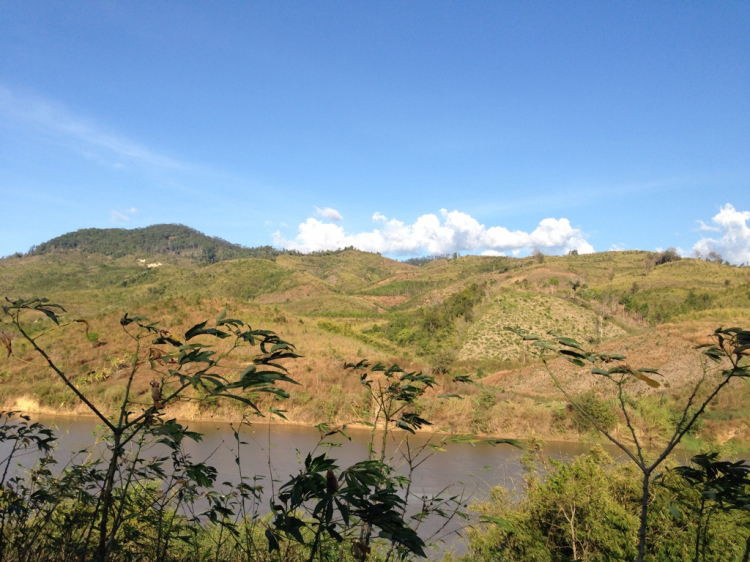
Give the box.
[364,295,410,308]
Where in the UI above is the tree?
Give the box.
[507,325,750,561]
[653,248,682,266]
[2,297,301,561]
[548,277,559,295]
[568,278,585,299]
[707,251,724,264]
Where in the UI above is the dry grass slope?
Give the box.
[459,292,627,362]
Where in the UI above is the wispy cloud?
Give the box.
[110,207,139,224]
[274,208,594,256]
[0,85,188,170]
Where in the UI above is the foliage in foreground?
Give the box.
[500,324,750,562]
[458,446,750,562]
[0,297,503,562]
[2,295,750,561]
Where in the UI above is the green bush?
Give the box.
[465,447,640,562]
[461,447,750,562]
[571,391,618,434]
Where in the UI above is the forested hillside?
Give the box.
[27,224,287,263]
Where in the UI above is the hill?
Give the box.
[27,224,286,263]
[2,226,750,447]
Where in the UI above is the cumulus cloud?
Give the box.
[274,209,594,256]
[314,206,343,222]
[693,203,750,265]
[609,243,626,252]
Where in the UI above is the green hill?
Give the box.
[28,224,285,263]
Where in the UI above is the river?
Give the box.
[0,415,658,557]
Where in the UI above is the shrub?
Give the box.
[570,391,618,434]
[653,248,682,266]
[466,447,640,562]
[463,447,750,562]
[429,349,457,374]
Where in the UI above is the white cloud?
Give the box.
[110,207,139,224]
[0,85,187,170]
[609,243,626,252]
[695,220,721,232]
[110,211,130,224]
[314,206,343,222]
[693,203,750,265]
[274,209,594,256]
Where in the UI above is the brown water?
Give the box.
[1,415,616,494]
[0,415,649,556]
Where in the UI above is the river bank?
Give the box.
[5,393,741,456]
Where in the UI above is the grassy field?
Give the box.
[2,241,749,447]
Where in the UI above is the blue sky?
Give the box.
[1,1,749,261]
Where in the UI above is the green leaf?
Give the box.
[479,515,515,532]
[668,502,683,520]
[557,337,583,350]
[700,347,724,362]
[185,321,229,340]
[599,353,625,362]
[485,438,523,449]
[265,529,280,552]
[216,394,260,413]
[269,407,288,420]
